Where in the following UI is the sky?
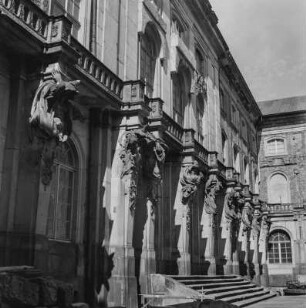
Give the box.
[209,0,306,102]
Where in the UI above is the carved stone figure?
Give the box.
[29,66,81,185]
[204,175,222,215]
[191,70,207,96]
[251,210,262,239]
[241,201,253,232]
[119,123,166,214]
[180,161,204,205]
[259,215,271,242]
[29,68,81,142]
[224,191,238,224]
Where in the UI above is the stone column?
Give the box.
[259,210,271,286]
[202,169,222,275]
[176,161,203,275]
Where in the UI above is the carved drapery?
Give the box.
[259,215,271,243]
[119,125,166,214]
[29,65,81,185]
[251,210,262,240]
[180,161,204,229]
[204,174,222,226]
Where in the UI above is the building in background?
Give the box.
[0,0,282,307]
[258,95,306,287]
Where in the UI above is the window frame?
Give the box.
[47,142,78,242]
[265,137,287,157]
[267,172,290,204]
[268,230,292,264]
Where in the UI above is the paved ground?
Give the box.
[248,295,306,308]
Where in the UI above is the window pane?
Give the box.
[268,231,292,264]
[46,143,76,241]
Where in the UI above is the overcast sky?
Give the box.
[210,0,306,102]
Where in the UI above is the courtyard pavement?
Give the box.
[248,295,306,307]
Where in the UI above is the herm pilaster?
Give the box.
[175,161,204,275]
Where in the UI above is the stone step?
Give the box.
[172,278,244,285]
[203,284,257,295]
[188,280,251,290]
[234,293,277,307]
[214,287,264,300]
[169,275,239,281]
[221,290,270,304]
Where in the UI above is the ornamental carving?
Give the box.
[259,215,271,242]
[180,161,204,205]
[241,202,253,232]
[29,65,82,185]
[190,70,207,96]
[119,124,166,214]
[204,174,222,215]
[29,66,81,142]
[251,211,262,239]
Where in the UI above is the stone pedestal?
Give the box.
[139,198,156,294]
[204,214,216,275]
[224,222,233,275]
[177,205,191,275]
[108,176,138,308]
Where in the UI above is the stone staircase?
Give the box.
[150,274,277,307]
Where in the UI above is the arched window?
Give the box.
[172,64,190,127]
[171,15,189,46]
[266,138,286,156]
[196,95,204,144]
[244,157,249,185]
[254,170,259,194]
[268,173,290,204]
[172,72,184,126]
[47,141,78,241]
[233,145,240,173]
[195,49,204,75]
[140,24,161,98]
[222,132,228,165]
[268,231,292,264]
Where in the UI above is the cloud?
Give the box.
[210,0,306,101]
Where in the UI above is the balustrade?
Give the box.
[71,38,123,99]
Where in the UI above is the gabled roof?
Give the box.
[258,95,306,116]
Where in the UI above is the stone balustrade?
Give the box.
[71,38,123,99]
[164,113,184,143]
[268,203,293,213]
[0,0,49,39]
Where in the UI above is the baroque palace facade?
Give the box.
[258,96,306,287]
[0,0,275,307]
